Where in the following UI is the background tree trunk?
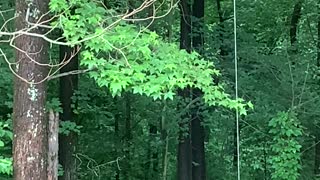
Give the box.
[114,99,120,180]
[177,0,193,179]
[314,14,320,177]
[48,110,59,180]
[124,94,132,180]
[191,0,206,179]
[145,124,158,179]
[290,0,303,46]
[13,0,49,179]
[216,0,228,57]
[177,0,192,179]
[59,44,79,180]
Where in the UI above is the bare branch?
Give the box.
[48,68,92,80]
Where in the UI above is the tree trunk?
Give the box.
[124,94,132,179]
[191,107,206,180]
[179,0,192,52]
[161,101,167,180]
[48,110,59,180]
[191,0,206,179]
[216,0,228,57]
[316,134,320,176]
[114,102,120,180]
[13,0,49,179]
[314,14,320,177]
[177,0,192,179]
[177,116,192,180]
[233,122,238,167]
[317,11,320,67]
[145,124,158,179]
[177,96,192,180]
[59,44,79,180]
[290,0,303,46]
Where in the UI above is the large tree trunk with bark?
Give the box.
[59,44,79,180]
[13,0,49,179]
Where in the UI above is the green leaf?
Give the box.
[247,101,254,109]
[133,86,143,95]
[164,91,175,100]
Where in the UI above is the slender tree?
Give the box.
[13,0,49,179]
[315,12,320,176]
[216,0,228,57]
[216,0,239,168]
[59,44,79,180]
[290,0,303,46]
[114,98,121,180]
[124,94,132,179]
[177,0,192,179]
[145,121,159,180]
[191,0,206,179]
[144,7,160,180]
[48,110,59,180]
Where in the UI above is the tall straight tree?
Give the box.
[216,0,239,168]
[191,0,206,179]
[123,94,132,179]
[289,0,303,46]
[113,101,120,180]
[177,0,192,179]
[13,0,49,179]
[315,13,320,176]
[59,44,79,180]
[216,0,228,57]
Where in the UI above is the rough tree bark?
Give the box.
[191,0,206,179]
[177,0,192,179]
[48,110,59,180]
[59,44,79,180]
[13,0,49,179]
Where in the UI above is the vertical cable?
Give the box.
[233,0,240,179]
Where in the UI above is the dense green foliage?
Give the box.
[269,111,302,179]
[49,0,248,112]
[0,0,320,179]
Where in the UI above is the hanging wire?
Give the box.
[233,0,240,179]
